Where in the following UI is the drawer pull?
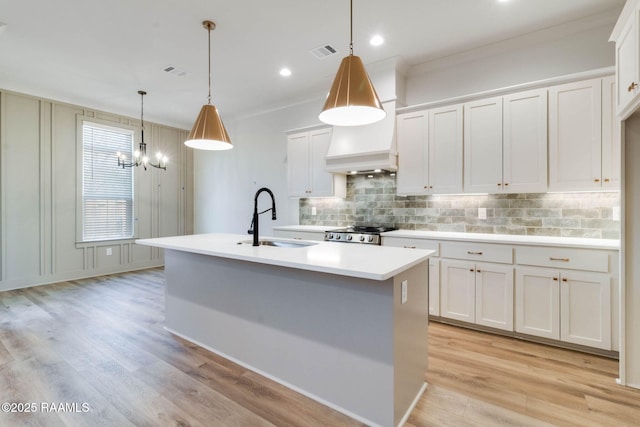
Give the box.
[467,251,483,255]
[293,237,302,240]
[629,82,638,92]
[476,269,482,273]
[403,245,417,249]
[562,278,568,282]
[469,268,475,272]
[550,257,570,262]
[553,277,559,281]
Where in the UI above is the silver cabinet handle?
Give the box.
[550,257,570,262]
[403,245,417,249]
[467,251,483,255]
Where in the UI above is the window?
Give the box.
[82,121,134,241]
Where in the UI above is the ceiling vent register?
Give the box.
[310,44,338,59]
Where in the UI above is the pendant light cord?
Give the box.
[349,0,353,55]
[207,23,212,105]
[140,91,145,142]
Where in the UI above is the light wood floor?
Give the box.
[0,268,638,426]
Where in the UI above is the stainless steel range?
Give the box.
[324,226,396,245]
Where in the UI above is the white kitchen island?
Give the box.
[136,233,434,427]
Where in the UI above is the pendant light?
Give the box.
[184,20,232,150]
[117,90,168,170]
[319,0,385,127]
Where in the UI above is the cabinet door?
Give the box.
[548,79,602,191]
[396,111,429,195]
[602,76,621,190]
[560,271,611,350]
[287,132,310,196]
[464,97,503,193]
[515,267,560,340]
[441,260,475,323]
[429,258,440,316]
[308,128,334,197]
[429,104,463,194]
[503,89,547,193]
[616,10,638,114]
[475,263,514,331]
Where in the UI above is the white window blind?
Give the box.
[82,122,134,241]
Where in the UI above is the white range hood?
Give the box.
[325,101,397,174]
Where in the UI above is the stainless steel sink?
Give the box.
[238,239,318,248]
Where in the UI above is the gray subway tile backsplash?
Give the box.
[299,174,621,239]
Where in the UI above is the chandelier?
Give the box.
[117,90,168,170]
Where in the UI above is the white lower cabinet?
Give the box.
[441,259,514,331]
[383,234,617,352]
[515,267,560,340]
[441,260,476,323]
[515,267,611,350]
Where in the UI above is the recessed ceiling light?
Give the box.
[497,0,511,3]
[279,68,292,77]
[370,35,384,46]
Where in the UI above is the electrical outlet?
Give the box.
[311,206,317,216]
[478,208,487,220]
[106,247,112,256]
[401,280,408,304]
[613,206,621,221]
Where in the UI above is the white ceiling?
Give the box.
[0,0,625,130]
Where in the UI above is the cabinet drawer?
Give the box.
[381,237,439,256]
[516,246,609,272]
[440,242,513,264]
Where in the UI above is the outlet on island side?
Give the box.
[478,207,487,220]
[311,206,317,216]
[106,247,112,256]
[401,280,408,304]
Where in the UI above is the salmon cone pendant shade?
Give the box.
[319,54,385,126]
[319,0,385,127]
[184,20,232,150]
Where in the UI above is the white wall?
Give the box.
[0,90,192,291]
[194,100,322,235]
[193,19,618,235]
[406,22,615,106]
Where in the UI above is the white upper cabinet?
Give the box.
[287,128,346,198]
[396,105,463,195]
[602,75,621,190]
[464,90,548,194]
[396,111,429,195]
[464,97,503,193]
[502,89,548,193]
[548,79,603,191]
[549,78,619,191]
[612,0,640,119]
[429,104,464,194]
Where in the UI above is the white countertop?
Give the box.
[273,225,619,250]
[136,233,434,281]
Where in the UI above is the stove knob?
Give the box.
[328,233,333,239]
[347,235,353,241]
[359,235,365,242]
[336,235,341,240]
[367,236,374,242]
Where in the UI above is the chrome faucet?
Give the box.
[249,187,277,246]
